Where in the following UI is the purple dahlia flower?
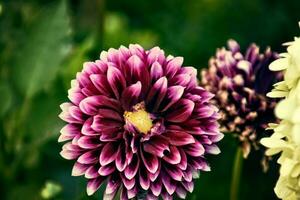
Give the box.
[58,44,223,199]
[201,40,281,164]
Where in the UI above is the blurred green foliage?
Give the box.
[0,0,299,199]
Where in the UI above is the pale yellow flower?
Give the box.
[261,22,300,200]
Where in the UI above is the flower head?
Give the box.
[59,44,223,199]
[201,40,280,161]
[261,24,300,200]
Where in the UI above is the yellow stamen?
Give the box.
[124,108,153,134]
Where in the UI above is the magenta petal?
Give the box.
[127,185,138,199]
[90,74,112,96]
[124,154,139,180]
[163,146,181,165]
[141,148,159,174]
[80,95,121,116]
[121,174,135,190]
[176,185,187,199]
[161,86,185,112]
[85,165,100,179]
[68,88,85,105]
[176,148,187,170]
[72,162,89,176]
[116,145,127,172]
[86,177,105,196]
[150,178,162,196]
[82,117,98,136]
[181,181,194,193]
[60,149,80,160]
[166,99,195,122]
[165,56,183,78]
[105,175,121,195]
[77,150,98,164]
[205,144,221,155]
[58,124,80,142]
[98,108,123,122]
[162,173,176,195]
[99,142,119,166]
[149,162,161,182]
[164,131,195,146]
[77,136,101,149]
[92,115,122,132]
[161,191,173,200]
[98,164,116,176]
[121,81,142,110]
[150,61,164,81]
[169,74,191,87]
[143,136,170,158]
[184,140,205,157]
[107,65,126,99]
[182,167,193,182]
[139,166,150,190]
[146,76,168,111]
[164,165,183,181]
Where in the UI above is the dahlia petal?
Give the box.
[127,185,138,199]
[149,162,161,182]
[77,150,98,164]
[99,142,119,166]
[77,136,101,149]
[68,88,85,105]
[164,165,183,181]
[120,186,129,200]
[141,148,159,174]
[82,117,98,136]
[107,65,126,99]
[79,95,121,116]
[98,108,123,122]
[205,144,221,155]
[105,175,121,195]
[86,177,105,196]
[182,167,193,182]
[166,99,195,122]
[150,178,162,196]
[139,166,150,190]
[150,61,164,81]
[60,149,80,160]
[90,74,113,96]
[147,47,165,66]
[143,136,170,158]
[177,148,188,170]
[100,130,123,142]
[161,86,185,112]
[146,193,158,200]
[184,140,205,157]
[98,164,116,176]
[121,81,142,110]
[146,76,168,111]
[85,165,100,179]
[76,72,90,87]
[165,131,195,146]
[68,106,85,122]
[116,145,127,172]
[58,124,80,142]
[161,191,173,200]
[72,162,89,176]
[124,155,139,180]
[165,56,183,78]
[162,173,176,195]
[92,115,122,132]
[182,181,194,193]
[163,145,181,165]
[175,185,187,199]
[121,175,135,190]
[169,74,191,87]
[83,62,102,74]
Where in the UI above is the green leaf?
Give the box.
[12,0,71,98]
[0,81,13,117]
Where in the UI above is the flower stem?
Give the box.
[230,147,243,200]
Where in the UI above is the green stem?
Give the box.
[230,147,243,200]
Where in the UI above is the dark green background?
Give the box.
[0,0,298,199]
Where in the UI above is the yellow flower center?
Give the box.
[124,107,153,134]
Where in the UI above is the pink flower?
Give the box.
[59,44,223,199]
